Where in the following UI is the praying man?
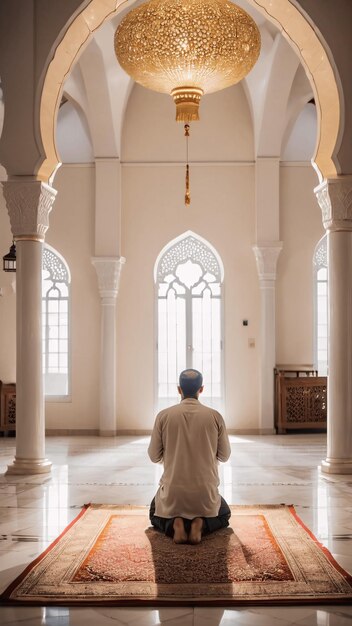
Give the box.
[148,369,231,544]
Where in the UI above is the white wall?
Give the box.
[118,164,260,430]
[276,165,324,364]
[117,83,260,431]
[45,164,100,431]
[282,103,317,162]
[56,101,94,164]
[122,83,255,163]
[0,82,325,434]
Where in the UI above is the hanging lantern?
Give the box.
[114,0,261,122]
[3,242,16,272]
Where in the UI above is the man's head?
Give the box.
[178,369,204,399]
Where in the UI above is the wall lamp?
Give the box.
[3,242,16,272]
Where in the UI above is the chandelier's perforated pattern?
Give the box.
[114,0,261,96]
[157,235,221,280]
[43,248,69,283]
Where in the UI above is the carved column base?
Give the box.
[321,458,352,475]
[6,457,52,475]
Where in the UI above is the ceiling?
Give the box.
[55,0,316,163]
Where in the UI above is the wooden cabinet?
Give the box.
[0,381,16,433]
[274,366,327,434]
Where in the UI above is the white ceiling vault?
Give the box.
[56,0,316,164]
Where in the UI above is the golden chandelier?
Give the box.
[114,0,261,122]
[115,0,260,204]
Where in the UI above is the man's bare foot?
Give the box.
[189,517,203,544]
[173,517,188,543]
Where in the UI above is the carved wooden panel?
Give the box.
[0,381,16,432]
[274,370,327,433]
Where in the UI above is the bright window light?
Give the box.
[313,235,328,376]
[42,245,71,397]
[155,233,224,411]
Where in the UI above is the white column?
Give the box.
[253,243,282,433]
[92,257,125,436]
[316,177,352,474]
[2,179,56,474]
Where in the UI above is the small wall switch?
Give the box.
[248,338,255,348]
[0,287,3,297]
[242,319,248,326]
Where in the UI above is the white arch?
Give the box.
[32,0,343,183]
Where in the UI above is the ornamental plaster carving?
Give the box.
[92,256,126,300]
[252,243,283,281]
[2,180,57,239]
[315,177,352,231]
[157,235,221,281]
[313,235,327,268]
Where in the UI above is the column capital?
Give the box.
[315,176,352,231]
[252,242,283,281]
[92,256,126,300]
[2,179,57,241]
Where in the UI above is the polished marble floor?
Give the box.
[0,433,352,625]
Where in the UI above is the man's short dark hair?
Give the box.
[179,369,203,398]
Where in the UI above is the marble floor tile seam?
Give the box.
[0,504,102,510]
[0,480,334,488]
[0,524,352,542]
[0,531,61,540]
[2,502,352,510]
[0,454,328,468]
[315,533,352,544]
[0,607,197,626]
[3,500,350,508]
[0,528,76,539]
[0,470,321,477]
[0,452,327,458]
[0,481,317,488]
[0,474,331,482]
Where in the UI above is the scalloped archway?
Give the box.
[39,0,341,183]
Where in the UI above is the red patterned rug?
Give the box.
[2,504,352,605]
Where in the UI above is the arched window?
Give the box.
[313,235,328,375]
[42,245,71,397]
[155,231,224,411]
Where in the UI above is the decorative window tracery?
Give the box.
[313,235,328,376]
[157,235,221,282]
[155,232,223,411]
[42,245,71,397]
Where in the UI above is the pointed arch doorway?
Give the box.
[154,232,224,411]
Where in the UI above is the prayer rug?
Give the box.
[2,504,352,606]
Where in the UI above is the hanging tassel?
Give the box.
[185,164,190,205]
[184,124,190,206]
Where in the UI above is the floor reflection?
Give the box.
[0,433,351,625]
[43,465,68,541]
